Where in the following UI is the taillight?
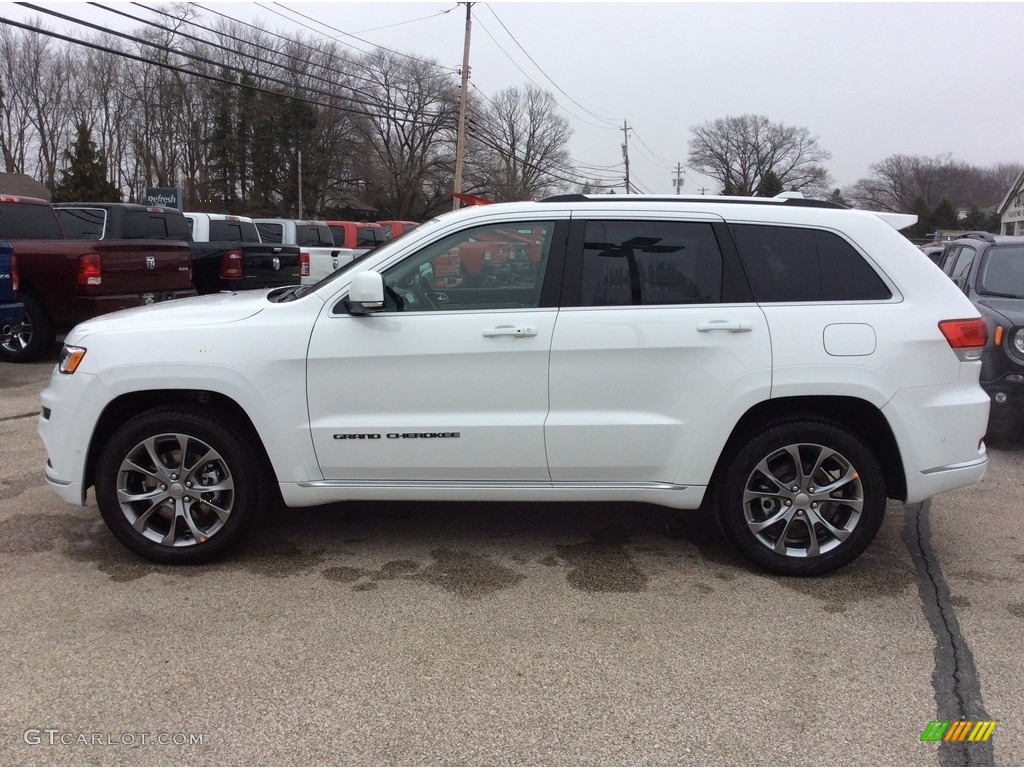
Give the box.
[939,318,988,349]
[220,249,243,279]
[77,253,102,286]
[300,251,310,277]
[10,253,18,292]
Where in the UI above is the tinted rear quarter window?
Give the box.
[55,207,106,239]
[256,223,283,243]
[123,211,190,240]
[580,220,723,305]
[730,224,891,302]
[0,202,64,239]
[295,224,333,247]
[210,220,260,242]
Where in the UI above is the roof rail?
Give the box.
[960,231,997,243]
[539,193,846,209]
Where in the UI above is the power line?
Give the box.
[484,5,620,128]
[1,11,449,127]
[123,2,447,109]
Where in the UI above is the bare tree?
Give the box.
[353,50,459,220]
[687,114,832,197]
[0,23,72,190]
[846,154,1023,212]
[464,84,572,202]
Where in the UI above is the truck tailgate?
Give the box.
[239,244,301,288]
[96,241,194,293]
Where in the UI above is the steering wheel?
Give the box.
[415,263,439,310]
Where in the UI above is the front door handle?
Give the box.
[482,325,537,338]
[697,320,752,333]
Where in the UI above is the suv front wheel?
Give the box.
[95,406,270,563]
[717,421,886,576]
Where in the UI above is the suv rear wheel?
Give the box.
[717,421,886,576]
[95,407,269,563]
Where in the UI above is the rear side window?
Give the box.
[295,224,333,247]
[56,207,106,239]
[730,224,891,302]
[123,211,190,240]
[357,226,383,247]
[256,223,283,243]
[210,220,260,242]
[580,220,723,305]
[948,246,977,284]
[0,203,64,239]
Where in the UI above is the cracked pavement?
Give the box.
[1,360,1021,766]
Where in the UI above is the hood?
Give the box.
[976,296,1024,325]
[69,290,274,339]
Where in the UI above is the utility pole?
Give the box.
[621,120,631,194]
[672,163,685,194]
[297,150,303,217]
[452,2,474,211]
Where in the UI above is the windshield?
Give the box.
[270,214,447,302]
[978,246,1024,298]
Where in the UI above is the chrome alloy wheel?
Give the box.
[116,433,235,548]
[742,442,864,559]
[0,314,31,353]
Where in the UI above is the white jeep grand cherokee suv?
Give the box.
[39,194,991,575]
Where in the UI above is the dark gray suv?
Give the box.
[939,232,1024,421]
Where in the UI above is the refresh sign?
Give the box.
[144,187,183,209]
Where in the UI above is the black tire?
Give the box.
[94,406,271,564]
[716,421,886,576]
[0,293,55,363]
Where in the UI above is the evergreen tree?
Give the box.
[826,188,849,207]
[755,170,784,197]
[52,122,121,202]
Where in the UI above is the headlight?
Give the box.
[1013,329,1024,356]
[58,345,87,374]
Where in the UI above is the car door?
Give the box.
[545,214,771,485]
[307,216,568,481]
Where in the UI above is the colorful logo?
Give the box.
[921,720,997,742]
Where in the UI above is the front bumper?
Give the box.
[38,371,114,507]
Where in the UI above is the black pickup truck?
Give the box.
[54,204,301,294]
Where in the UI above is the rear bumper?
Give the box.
[883,382,990,504]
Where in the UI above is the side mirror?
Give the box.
[344,271,386,315]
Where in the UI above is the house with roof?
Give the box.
[0,173,50,201]
[998,168,1024,236]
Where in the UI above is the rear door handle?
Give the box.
[482,325,537,338]
[697,320,752,333]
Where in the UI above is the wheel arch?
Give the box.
[710,395,907,502]
[85,390,281,501]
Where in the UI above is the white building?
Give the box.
[998,168,1024,236]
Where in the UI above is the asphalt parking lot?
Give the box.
[1,359,1021,766]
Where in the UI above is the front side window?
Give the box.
[731,224,891,302]
[55,207,106,239]
[580,220,723,306]
[978,245,1024,298]
[380,221,555,312]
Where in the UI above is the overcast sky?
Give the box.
[5,1,1022,196]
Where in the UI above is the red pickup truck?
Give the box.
[0,195,195,362]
